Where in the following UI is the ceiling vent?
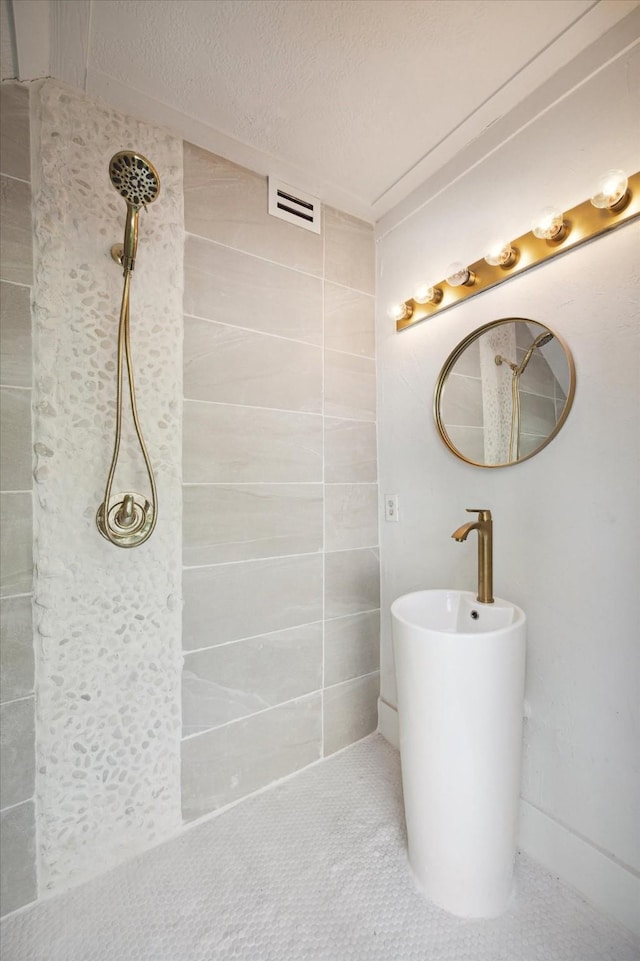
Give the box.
[268,178,321,234]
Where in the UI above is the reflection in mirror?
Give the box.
[434,319,575,468]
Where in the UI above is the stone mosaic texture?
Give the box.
[30,80,184,893]
[2,736,637,961]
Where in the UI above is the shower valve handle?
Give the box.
[115,494,135,528]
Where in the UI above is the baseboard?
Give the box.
[518,800,640,937]
[377,698,639,937]
[377,697,399,749]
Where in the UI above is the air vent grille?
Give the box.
[268,178,321,234]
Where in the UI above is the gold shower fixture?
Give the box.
[395,168,640,331]
[96,151,161,549]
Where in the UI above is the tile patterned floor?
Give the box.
[2,735,638,961]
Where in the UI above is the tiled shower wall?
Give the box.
[180,144,380,820]
[0,82,37,914]
[30,81,184,895]
[513,324,567,458]
[0,85,380,915]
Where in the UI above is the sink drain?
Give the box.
[470,610,480,620]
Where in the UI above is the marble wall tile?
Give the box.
[183,401,322,484]
[519,433,548,458]
[0,696,35,807]
[517,350,556,398]
[0,492,32,597]
[180,138,379,825]
[324,611,380,687]
[184,236,322,345]
[183,484,323,566]
[183,143,323,276]
[0,82,34,920]
[0,84,30,182]
[0,595,33,703]
[0,281,32,388]
[515,323,533,348]
[324,207,375,294]
[324,283,375,357]
[184,317,322,412]
[323,673,379,756]
[182,622,322,735]
[0,174,32,286]
[445,425,485,464]
[440,373,483,428]
[324,417,377,483]
[324,349,376,421]
[0,800,36,916]
[181,692,321,820]
[325,548,380,619]
[450,337,480,377]
[183,553,323,650]
[324,483,378,552]
[520,391,557,435]
[0,386,31,490]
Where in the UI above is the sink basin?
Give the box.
[392,588,524,635]
[391,589,526,918]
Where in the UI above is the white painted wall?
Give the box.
[375,45,640,933]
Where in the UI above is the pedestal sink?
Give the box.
[391,589,526,918]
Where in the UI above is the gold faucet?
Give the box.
[451,509,494,604]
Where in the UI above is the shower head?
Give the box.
[109,151,160,271]
[517,330,554,376]
[109,152,160,208]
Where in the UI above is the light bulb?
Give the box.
[531,207,566,241]
[413,283,443,305]
[446,262,475,287]
[387,302,413,322]
[590,169,628,210]
[484,241,517,267]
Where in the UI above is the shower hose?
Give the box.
[97,267,157,548]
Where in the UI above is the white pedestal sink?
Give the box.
[391,589,526,918]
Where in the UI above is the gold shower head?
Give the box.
[109,151,160,207]
[109,151,160,271]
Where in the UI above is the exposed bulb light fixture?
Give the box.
[387,301,413,322]
[413,283,443,305]
[531,206,567,241]
[590,169,629,211]
[484,241,517,267]
[391,167,638,332]
[446,262,475,287]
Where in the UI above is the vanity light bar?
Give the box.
[396,170,640,332]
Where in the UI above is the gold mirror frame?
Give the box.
[434,318,576,468]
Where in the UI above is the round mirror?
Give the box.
[434,318,576,467]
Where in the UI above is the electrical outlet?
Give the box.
[384,494,399,522]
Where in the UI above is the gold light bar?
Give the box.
[396,170,640,332]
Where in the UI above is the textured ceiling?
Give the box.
[7,0,640,220]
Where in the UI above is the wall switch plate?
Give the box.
[384,494,399,522]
